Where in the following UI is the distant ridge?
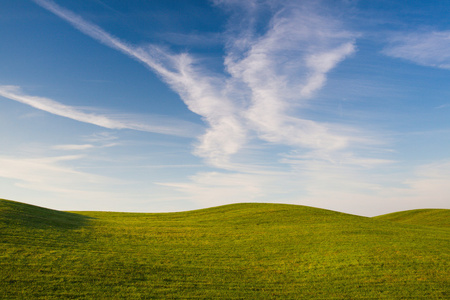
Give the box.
[1,198,448,228]
[374,209,450,228]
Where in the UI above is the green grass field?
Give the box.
[1,198,449,299]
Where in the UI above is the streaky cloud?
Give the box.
[224,3,357,152]
[144,48,247,168]
[32,0,245,168]
[0,85,200,137]
[383,30,450,69]
[52,144,95,151]
[31,0,159,71]
[32,0,377,171]
[52,143,118,151]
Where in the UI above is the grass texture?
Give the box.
[374,209,450,228]
[1,198,449,299]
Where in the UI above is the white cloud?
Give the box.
[302,42,355,97]
[84,132,119,143]
[383,30,450,69]
[30,0,362,168]
[52,144,95,151]
[281,150,395,168]
[144,49,247,168]
[30,0,432,216]
[0,85,200,137]
[222,4,357,155]
[32,0,246,168]
[51,143,118,151]
[31,0,155,70]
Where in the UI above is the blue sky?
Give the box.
[1,0,449,216]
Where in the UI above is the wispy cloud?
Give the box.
[383,30,450,69]
[4,0,445,215]
[435,103,450,109]
[32,0,364,169]
[30,0,397,213]
[31,0,246,168]
[31,0,154,69]
[52,143,118,151]
[52,144,95,151]
[224,5,357,152]
[0,85,200,137]
[157,32,223,47]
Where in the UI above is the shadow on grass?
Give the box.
[0,199,93,230]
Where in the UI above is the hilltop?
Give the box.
[1,199,449,299]
[375,208,450,228]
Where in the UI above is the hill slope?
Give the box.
[0,198,90,229]
[1,199,449,299]
[374,208,450,228]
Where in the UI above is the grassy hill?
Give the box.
[1,199,449,299]
[374,209,450,228]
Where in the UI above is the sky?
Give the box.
[0,0,449,216]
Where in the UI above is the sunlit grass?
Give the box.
[375,208,450,228]
[1,199,449,298]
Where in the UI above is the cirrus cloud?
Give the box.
[0,85,201,138]
[383,30,450,70]
[30,0,367,170]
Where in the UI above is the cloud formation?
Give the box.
[29,0,419,216]
[31,0,361,169]
[2,0,447,215]
[383,30,450,69]
[0,85,200,137]
[31,0,245,167]
[52,144,95,151]
[224,5,356,153]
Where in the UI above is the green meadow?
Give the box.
[1,198,449,299]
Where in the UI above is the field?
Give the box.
[1,198,449,299]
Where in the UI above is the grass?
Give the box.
[374,209,450,228]
[1,198,449,299]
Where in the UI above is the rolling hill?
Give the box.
[1,198,449,299]
[374,208,450,228]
